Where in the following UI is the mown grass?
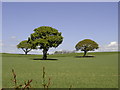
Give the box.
[2,52,118,88]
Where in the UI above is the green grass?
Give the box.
[0,53,2,89]
[2,52,118,88]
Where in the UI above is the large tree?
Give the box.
[28,26,63,60]
[17,40,33,55]
[75,39,99,57]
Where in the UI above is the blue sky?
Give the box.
[1,0,119,2]
[1,2,118,54]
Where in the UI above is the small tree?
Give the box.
[75,39,99,57]
[17,40,33,55]
[28,26,63,60]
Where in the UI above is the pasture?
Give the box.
[2,52,118,88]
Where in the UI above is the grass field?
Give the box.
[2,52,118,88]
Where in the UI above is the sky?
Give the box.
[1,2,119,54]
[1,0,120,2]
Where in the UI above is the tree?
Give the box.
[28,26,63,60]
[17,40,33,55]
[75,39,99,57]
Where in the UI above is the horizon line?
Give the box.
[0,51,119,55]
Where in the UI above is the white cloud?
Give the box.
[0,42,3,47]
[98,41,118,52]
[9,44,16,47]
[108,41,118,47]
[30,49,55,54]
[0,40,2,53]
[29,49,42,54]
[10,36,17,39]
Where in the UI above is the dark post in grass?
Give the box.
[28,26,63,60]
[75,39,99,57]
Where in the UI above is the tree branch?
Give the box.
[21,48,26,53]
[27,49,32,52]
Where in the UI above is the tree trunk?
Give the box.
[42,49,48,60]
[25,52,28,55]
[83,51,87,57]
[22,48,32,55]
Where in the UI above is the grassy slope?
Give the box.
[0,53,2,89]
[2,52,118,88]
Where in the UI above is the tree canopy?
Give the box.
[17,40,34,55]
[28,26,63,59]
[75,39,99,56]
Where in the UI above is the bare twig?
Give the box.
[46,78,51,89]
[23,79,32,89]
[42,67,51,90]
[11,69,32,89]
[42,67,46,89]
[12,69,17,87]
[69,85,72,90]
